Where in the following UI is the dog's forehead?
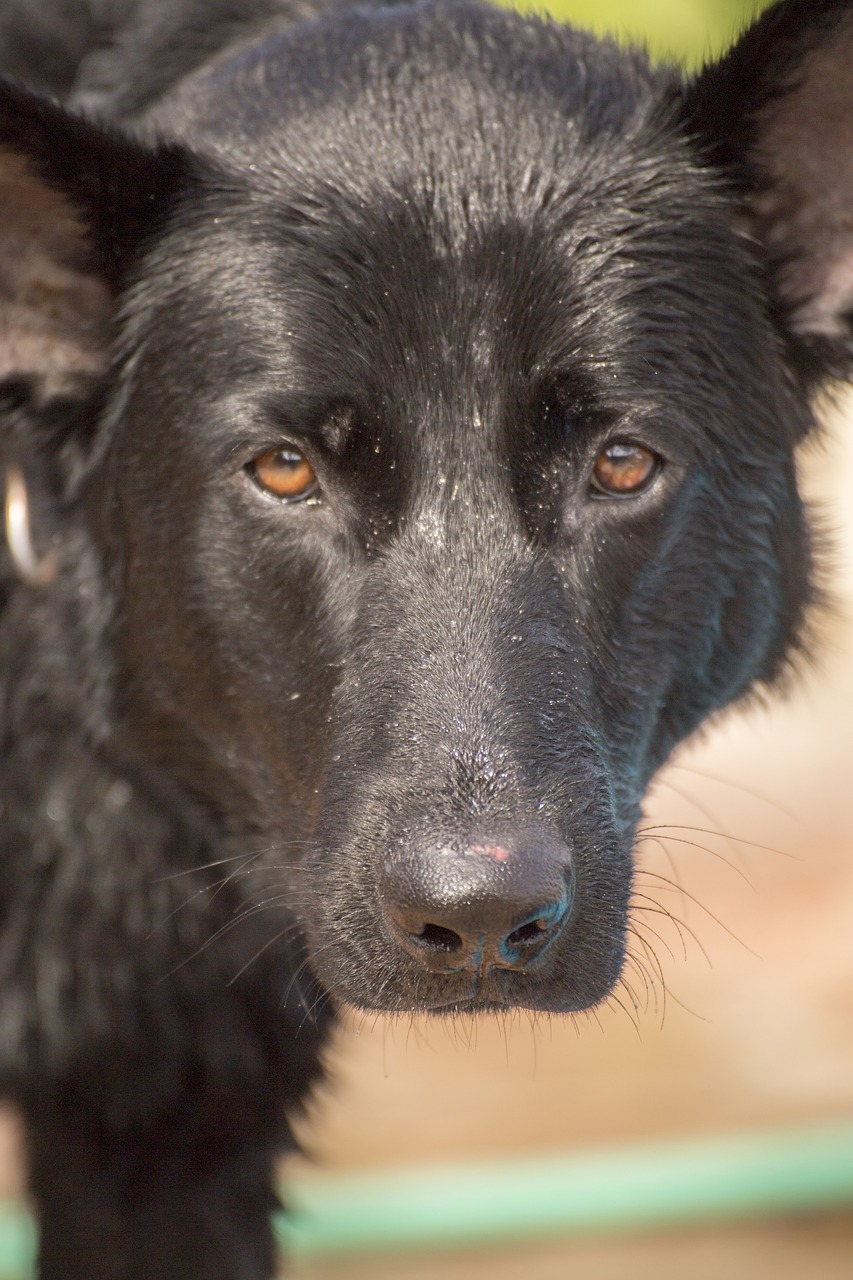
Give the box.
[162,1,666,170]
[154,162,748,441]
[144,3,705,380]
[131,3,772,459]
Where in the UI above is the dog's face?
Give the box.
[1,1,851,1015]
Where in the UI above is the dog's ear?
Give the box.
[0,79,189,407]
[684,0,853,384]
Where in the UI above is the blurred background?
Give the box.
[511,0,766,63]
[3,1,853,1278]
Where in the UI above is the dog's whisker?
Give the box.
[623,951,659,1019]
[631,890,717,966]
[636,830,757,887]
[628,912,684,965]
[282,946,329,1013]
[640,822,796,862]
[667,763,800,822]
[152,850,267,882]
[647,777,750,873]
[633,867,757,956]
[226,927,292,986]
[635,832,687,900]
[625,926,668,989]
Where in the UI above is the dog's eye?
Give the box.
[248,447,319,502]
[590,442,660,497]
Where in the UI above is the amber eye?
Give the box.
[248,447,319,502]
[590,442,660,497]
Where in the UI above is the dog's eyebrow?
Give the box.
[257,390,356,452]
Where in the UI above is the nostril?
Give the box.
[416,923,463,953]
[506,916,552,947]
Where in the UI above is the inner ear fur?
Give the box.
[0,149,111,399]
[684,0,853,380]
[0,79,190,405]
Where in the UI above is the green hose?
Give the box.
[0,1206,35,1280]
[0,1120,851,1276]
[277,1119,853,1258]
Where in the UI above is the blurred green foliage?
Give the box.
[501,0,772,65]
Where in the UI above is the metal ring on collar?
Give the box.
[4,464,59,587]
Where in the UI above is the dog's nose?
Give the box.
[381,833,573,972]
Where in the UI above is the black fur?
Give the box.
[0,1,851,1275]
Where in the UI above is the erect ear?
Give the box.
[0,78,190,405]
[683,0,853,384]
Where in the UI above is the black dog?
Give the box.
[0,0,850,1275]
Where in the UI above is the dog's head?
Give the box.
[1,0,851,1014]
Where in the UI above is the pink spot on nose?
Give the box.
[468,841,511,862]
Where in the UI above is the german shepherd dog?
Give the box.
[0,0,850,1274]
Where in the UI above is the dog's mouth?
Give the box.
[423,998,509,1015]
[406,972,507,1016]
